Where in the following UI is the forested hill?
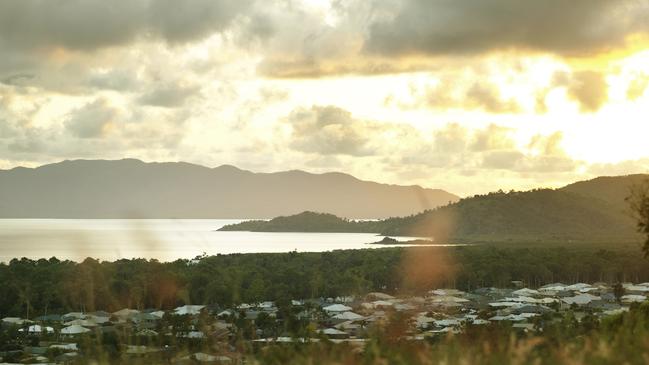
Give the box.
[378,189,637,241]
[222,174,647,242]
[0,159,458,219]
[219,211,385,232]
[560,174,649,211]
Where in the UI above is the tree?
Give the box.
[613,282,625,303]
[627,180,649,256]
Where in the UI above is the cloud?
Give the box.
[365,0,649,58]
[316,118,582,175]
[284,105,377,156]
[138,81,200,108]
[400,123,470,168]
[0,94,191,165]
[388,75,523,114]
[0,0,254,51]
[65,98,119,138]
[627,74,649,100]
[527,132,565,157]
[88,69,140,91]
[481,150,525,170]
[587,158,649,176]
[471,124,516,151]
[465,83,520,114]
[553,71,608,112]
[480,131,578,173]
[251,0,381,78]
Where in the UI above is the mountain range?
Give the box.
[0,159,458,219]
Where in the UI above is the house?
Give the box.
[86,314,111,324]
[332,311,364,322]
[211,321,232,338]
[150,310,166,319]
[512,323,535,332]
[394,303,417,311]
[113,308,140,320]
[561,294,601,306]
[433,318,461,328]
[49,343,78,351]
[320,328,349,339]
[132,312,161,329]
[177,352,233,364]
[430,296,469,304]
[430,289,466,296]
[621,294,646,303]
[565,283,593,291]
[258,301,276,311]
[125,345,162,355]
[60,325,91,335]
[2,317,31,327]
[64,319,99,327]
[371,300,394,308]
[414,314,435,329]
[510,305,552,315]
[61,312,85,322]
[178,331,206,339]
[512,288,540,296]
[323,304,352,313]
[174,305,206,316]
[34,314,62,323]
[136,329,159,337]
[18,324,54,334]
[366,292,395,301]
[334,320,364,337]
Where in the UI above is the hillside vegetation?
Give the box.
[219,211,384,232]
[221,174,648,242]
[380,189,637,241]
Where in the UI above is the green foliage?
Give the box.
[382,189,636,241]
[613,282,625,303]
[1,244,649,316]
[627,179,649,256]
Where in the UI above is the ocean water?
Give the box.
[0,219,437,262]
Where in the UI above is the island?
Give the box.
[218,211,387,233]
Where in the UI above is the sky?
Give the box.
[0,0,648,196]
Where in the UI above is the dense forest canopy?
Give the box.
[2,243,648,318]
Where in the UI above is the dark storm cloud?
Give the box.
[366,0,649,57]
[0,0,254,51]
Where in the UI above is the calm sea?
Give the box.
[0,219,435,262]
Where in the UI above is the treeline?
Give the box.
[1,244,649,318]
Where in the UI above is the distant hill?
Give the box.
[0,159,458,219]
[561,174,649,211]
[222,174,648,242]
[378,188,638,242]
[219,211,384,232]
